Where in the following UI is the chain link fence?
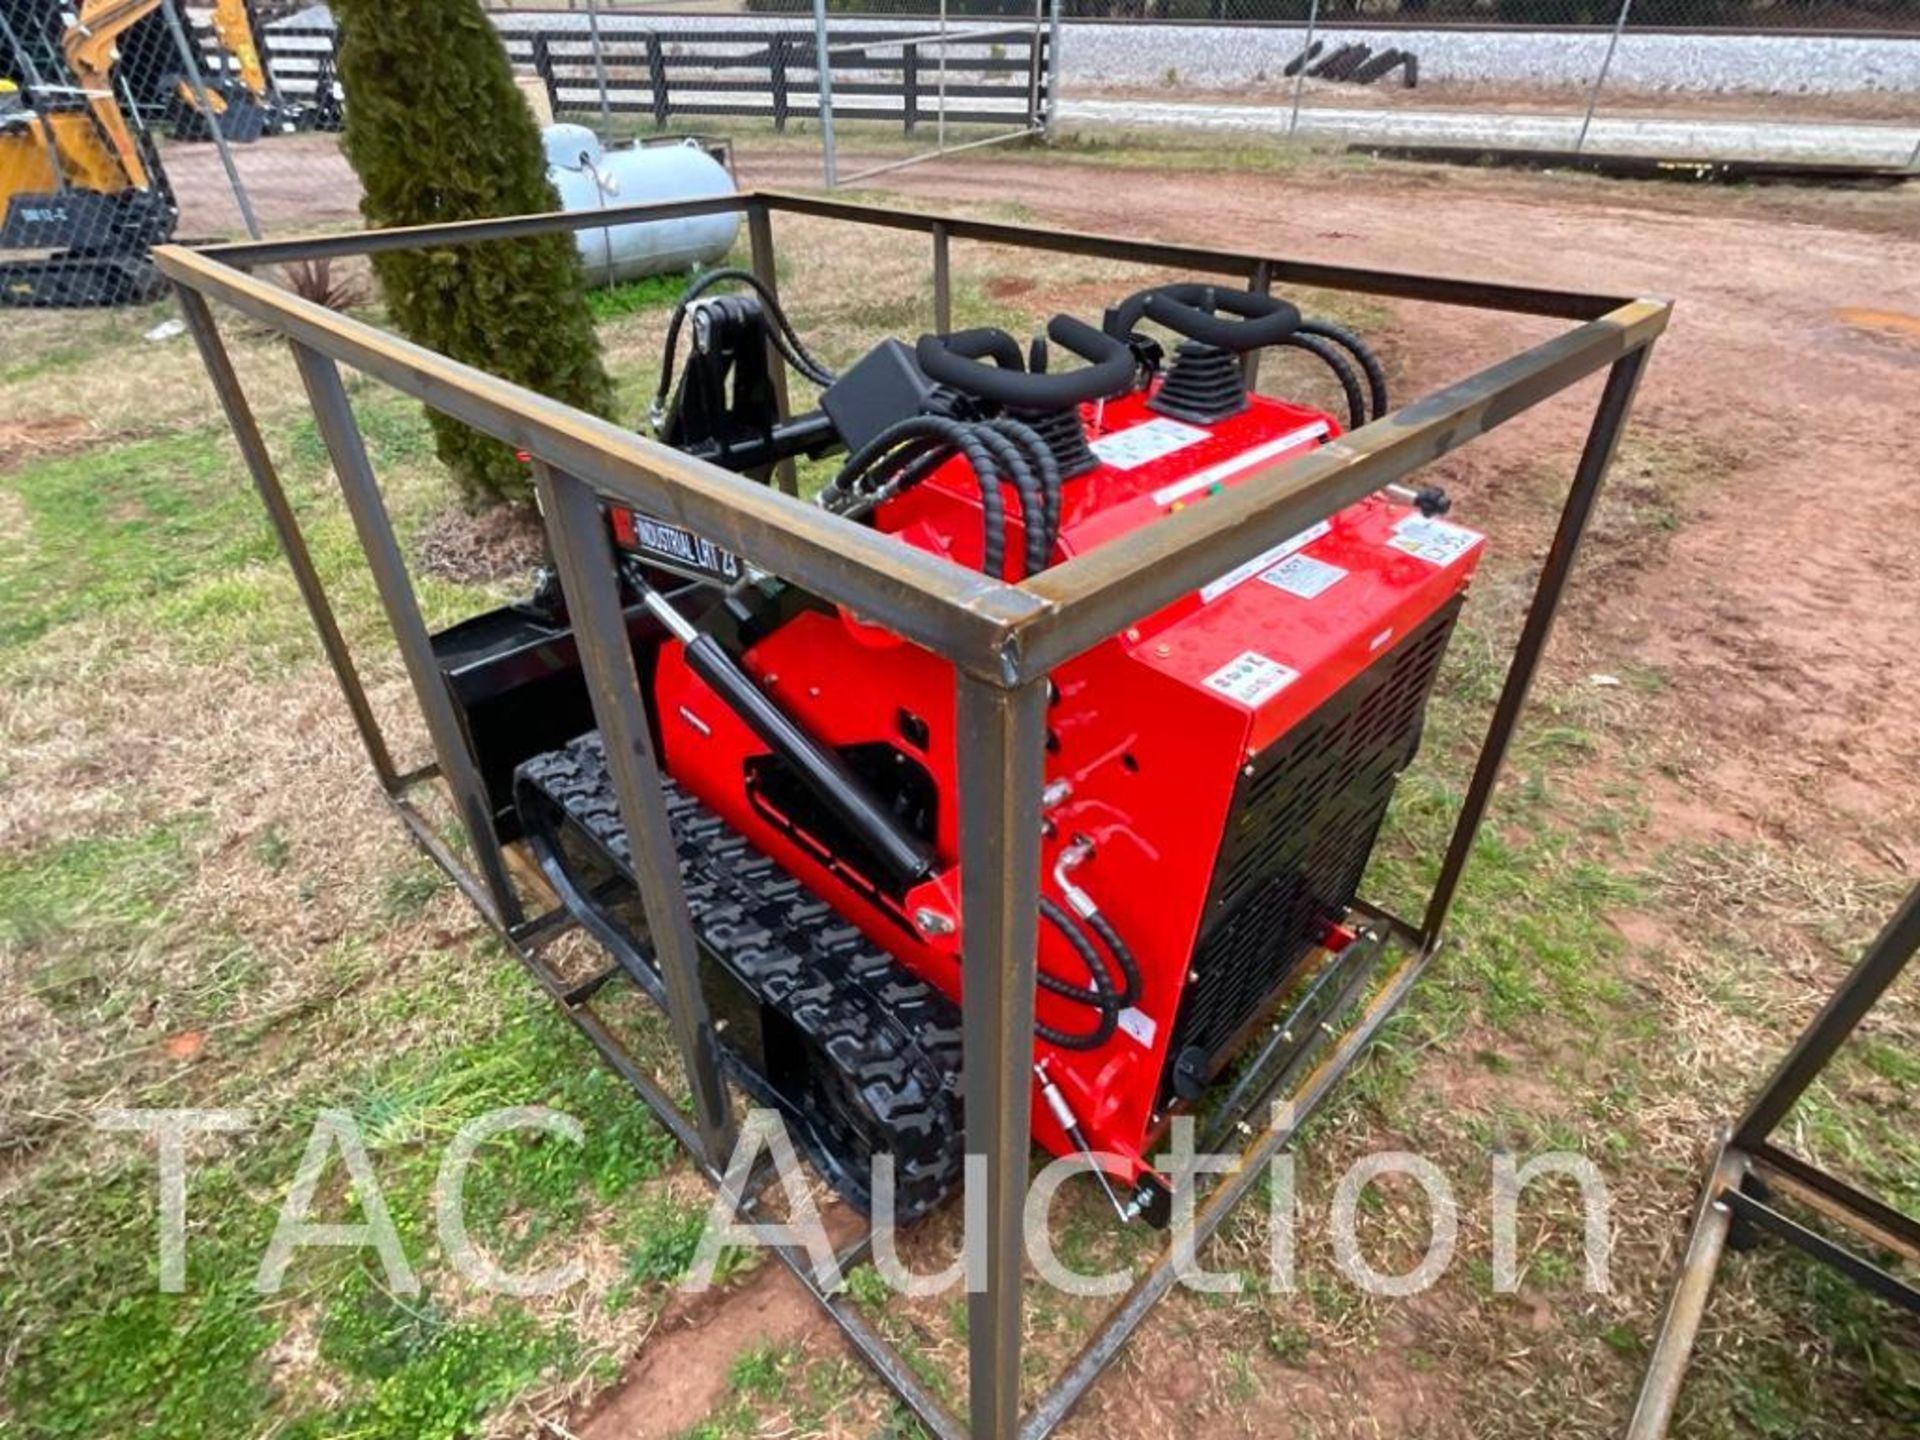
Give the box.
[1054,0,1919,165]
[3,1,1914,310]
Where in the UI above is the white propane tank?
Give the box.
[542,123,604,169]
[544,129,738,287]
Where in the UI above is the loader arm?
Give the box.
[210,0,272,101]
[58,0,160,189]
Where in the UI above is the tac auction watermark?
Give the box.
[96,1104,1613,1301]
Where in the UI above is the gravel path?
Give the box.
[1060,98,1920,166]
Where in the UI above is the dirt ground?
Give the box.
[556,144,1920,1436]
[159,132,365,242]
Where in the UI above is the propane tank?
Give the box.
[544,129,738,287]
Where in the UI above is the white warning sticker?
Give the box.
[1388,515,1483,568]
[1260,551,1348,599]
[1203,651,1300,709]
[1088,417,1210,471]
[1149,420,1330,507]
[1117,1007,1158,1049]
[1198,520,1331,603]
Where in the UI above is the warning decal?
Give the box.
[1387,515,1483,568]
[1261,552,1348,599]
[1203,651,1300,709]
[1089,417,1210,471]
[1198,520,1332,603]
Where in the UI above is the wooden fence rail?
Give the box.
[231,22,1051,135]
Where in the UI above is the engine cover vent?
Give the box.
[1163,595,1465,1102]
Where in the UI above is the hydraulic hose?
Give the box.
[688,268,834,386]
[825,415,1007,580]
[652,267,836,423]
[818,437,953,523]
[1083,908,1142,1012]
[970,423,1048,579]
[1037,897,1121,1051]
[1282,331,1367,431]
[987,416,1062,562]
[1297,319,1389,422]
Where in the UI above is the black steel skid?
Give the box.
[1628,881,1920,1439]
[160,188,1666,1440]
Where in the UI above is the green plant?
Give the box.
[583,271,686,322]
[331,0,613,506]
[280,257,367,313]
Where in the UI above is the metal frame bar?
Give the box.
[158,187,1667,1440]
[1628,880,1920,1440]
[955,672,1047,1437]
[288,345,524,929]
[532,460,739,1166]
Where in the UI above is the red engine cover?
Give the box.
[652,386,1484,1183]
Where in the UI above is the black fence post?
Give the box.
[646,33,669,129]
[904,42,919,135]
[772,34,790,134]
[530,33,560,118]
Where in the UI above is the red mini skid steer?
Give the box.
[433,276,1483,1224]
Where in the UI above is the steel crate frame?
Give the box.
[156,190,1668,1440]
[1627,879,1920,1440]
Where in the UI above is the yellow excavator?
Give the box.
[167,0,332,142]
[2,0,175,303]
[1,1,328,303]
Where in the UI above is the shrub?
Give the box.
[332,0,614,506]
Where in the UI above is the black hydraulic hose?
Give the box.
[894,440,957,492]
[827,415,1006,579]
[1282,332,1367,431]
[840,434,945,499]
[1083,908,1142,1012]
[1037,897,1120,1051]
[1297,319,1389,422]
[987,416,1062,564]
[971,424,1048,579]
[833,419,969,501]
[652,267,835,420]
[833,418,959,495]
[687,268,834,386]
[818,434,955,520]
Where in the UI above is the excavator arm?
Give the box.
[209,0,270,102]
[58,0,161,189]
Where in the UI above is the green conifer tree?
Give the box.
[331,0,613,505]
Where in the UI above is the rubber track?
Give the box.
[517,734,966,1218]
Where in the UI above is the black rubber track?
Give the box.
[516,735,966,1220]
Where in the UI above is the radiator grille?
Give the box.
[1163,597,1464,1100]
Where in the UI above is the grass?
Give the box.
[0,166,1914,1440]
[583,271,687,323]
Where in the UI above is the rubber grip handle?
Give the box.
[682,634,935,891]
[1106,283,1302,353]
[915,314,1134,410]
[940,327,1025,371]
